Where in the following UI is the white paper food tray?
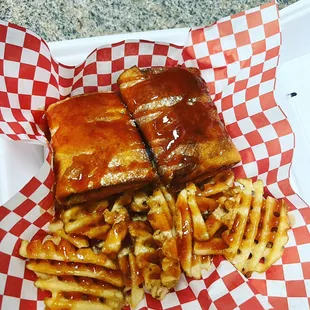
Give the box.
[1,0,310,206]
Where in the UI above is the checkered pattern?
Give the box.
[0,2,309,309]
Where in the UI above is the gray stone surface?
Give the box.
[1,0,298,42]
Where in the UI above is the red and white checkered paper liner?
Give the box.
[0,2,309,309]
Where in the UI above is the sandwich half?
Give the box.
[46,92,157,205]
[118,66,241,188]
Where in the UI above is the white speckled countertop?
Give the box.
[1,0,297,42]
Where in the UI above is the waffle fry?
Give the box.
[147,187,181,288]
[204,214,224,239]
[187,183,209,241]
[230,189,290,276]
[177,185,213,279]
[19,238,118,270]
[48,220,89,248]
[118,247,131,289]
[45,295,117,310]
[27,260,124,287]
[35,276,124,301]
[130,190,150,212]
[19,170,290,309]
[159,184,176,217]
[128,220,158,269]
[102,220,129,254]
[194,178,290,277]
[176,188,193,277]
[61,201,109,237]
[229,180,264,272]
[147,187,173,231]
[200,170,235,197]
[223,178,252,257]
[128,218,170,300]
[104,197,130,249]
[195,196,219,213]
[142,263,169,300]
[128,221,160,268]
[128,252,145,307]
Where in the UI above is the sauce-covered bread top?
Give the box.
[118,66,241,188]
[46,92,156,205]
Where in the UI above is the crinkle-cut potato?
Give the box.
[26,260,124,287]
[176,184,216,279]
[19,171,290,309]
[146,187,181,289]
[48,220,90,248]
[19,238,118,270]
[128,220,169,300]
[192,175,290,276]
[35,275,124,300]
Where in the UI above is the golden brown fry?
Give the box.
[205,214,224,238]
[128,252,144,308]
[128,218,170,299]
[148,187,181,290]
[44,294,115,310]
[61,201,109,222]
[223,178,252,258]
[27,260,124,287]
[102,195,130,254]
[103,195,130,225]
[229,180,264,272]
[187,183,209,241]
[156,233,181,288]
[148,184,179,291]
[160,256,181,289]
[212,206,238,231]
[128,220,153,238]
[61,201,109,235]
[214,170,235,186]
[176,189,193,277]
[161,236,178,260]
[83,224,111,240]
[118,247,131,289]
[195,196,218,213]
[19,170,290,308]
[113,191,133,210]
[19,239,118,270]
[201,255,212,271]
[200,170,235,197]
[142,263,168,300]
[236,196,290,275]
[49,221,89,248]
[159,185,176,217]
[35,276,123,301]
[130,190,150,212]
[128,221,159,269]
[194,238,228,256]
[147,187,173,231]
[191,254,202,279]
[102,221,128,254]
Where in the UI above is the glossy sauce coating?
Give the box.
[46,92,156,204]
[119,67,241,187]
